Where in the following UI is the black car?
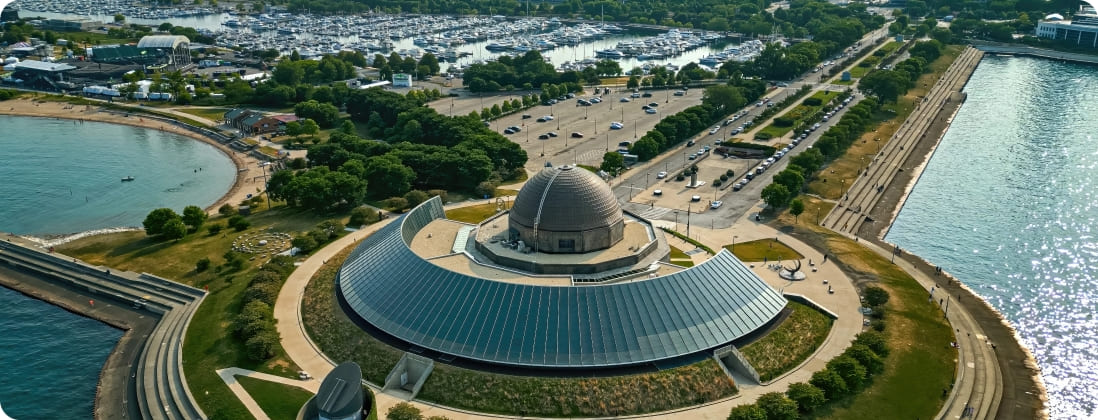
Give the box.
[538,133,550,139]
[521,114,532,119]
[504,128,515,134]
[548,132,559,137]
[571,132,584,138]
[507,126,521,132]
[648,102,659,107]
[642,92,653,97]
[537,116,550,122]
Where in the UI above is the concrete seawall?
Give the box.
[973,43,1098,66]
[0,237,207,420]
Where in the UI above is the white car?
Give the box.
[656,171,668,179]
[708,127,720,135]
[691,195,701,202]
[610,122,624,130]
[653,189,663,196]
[710,201,723,209]
[620,97,631,102]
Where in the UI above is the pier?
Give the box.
[0,238,206,420]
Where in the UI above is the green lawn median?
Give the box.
[235,376,315,420]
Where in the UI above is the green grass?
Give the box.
[445,203,503,224]
[756,91,838,139]
[725,239,803,262]
[235,376,315,420]
[59,205,344,420]
[175,107,231,122]
[302,245,737,417]
[668,245,695,267]
[739,302,834,382]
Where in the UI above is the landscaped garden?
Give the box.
[725,239,804,262]
[235,376,315,420]
[755,90,845,140]
[740,302,834,382]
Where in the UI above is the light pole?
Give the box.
[629,182,634,200]
[595,116,598,135]
[634,120,637,139]
[646,171,650,188]
[674,211,679,231]
[606,133,609,151]
[732,235,738,252]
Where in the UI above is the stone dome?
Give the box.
[509,165,624,253]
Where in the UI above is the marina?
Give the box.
[11,1,761,73]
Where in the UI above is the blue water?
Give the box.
[886,56,1098,418]
[0,115,236,235]
[0,285,123,418]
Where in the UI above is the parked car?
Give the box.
[642,92,653,97]
[521,114,532,119]
[656,171,668,179]
[631,92,641,98]
[547,131,559,137]
[645,108,657,114]
[673,90,686,96]
[538,133,550,139]
[708,126,720,135]
[503,128,515,134]
[691,195,701,202]
[648,102,659,107]
[571,132,584,138]
[620,97,631,102]
[653,189,663,196]
[610,122,624,130]
[710,201,723,209]
[618,141,632,147]
[507,126,521,132]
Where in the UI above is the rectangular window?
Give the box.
[558,239,575,250]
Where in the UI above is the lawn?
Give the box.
[445,203,504,224]
[769,205,955,419]
[725,239,803,262]
[669,245,695,267]
[59,204,343,419]
[175,107,231,122]
[808,45,964,200]
[235,376,315,420]
[740,302,834,382]
[302,245,738,417]
[756,91,840,139]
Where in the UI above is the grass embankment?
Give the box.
[445,203,504,224]
[770,204,955,418]
[725,239,803,262]
[740,302,834,382]
[59,205,338,419]
[668,245,695,267]
[175,107,231,122]
[809,45,964,200]
[303,246,737,417]
[234,376,315,420]
[756,90,842,139]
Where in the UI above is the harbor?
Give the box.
[11,1,765,73]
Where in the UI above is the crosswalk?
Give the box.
[634,207,671,220]
[577,150,603,164]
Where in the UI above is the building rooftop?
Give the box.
[12,60,76,72]
[338,197,787,369]
[510,165,623,234]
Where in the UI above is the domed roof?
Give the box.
[510,165,623,232]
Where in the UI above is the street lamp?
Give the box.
[646,171,650,188]
[674,211,679,231]
[605,133,609,151]
[732,235,738,252]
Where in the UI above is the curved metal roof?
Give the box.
[338,197,787,369]
[510,165,624,232]
[136,35,189,49]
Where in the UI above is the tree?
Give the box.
[600,152,625,174]
[859,70,910,103]
[114,13,125,22]
[785,382,826,414]
[386,402,423,420]
[789,199,805,223]
[301,119,320,135]
[245,330,279,361]
[726,404,767,420]
[761,183,792,208]
[143,208,181,236]
[810,368,848,399]
[364,155,415,199]
[418,53,440,76]
[630,138,659,161]
[854,331,890,357]
[340,120,356,135]
[827,355,868,390]
[703,84,746,115]
[196,257,211,272]
[756,392,799,420]
[864,286,890,307]
[349,206,380,226]
[218,203,237,216]
[228,215,251,231]
[161,218,187,240]
[627,76,640,89]
[847,344,885,375]
[773,169,805,193]
[182,205,207,230]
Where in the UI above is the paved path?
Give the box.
[216,367,318,420]
[821,47,984,234]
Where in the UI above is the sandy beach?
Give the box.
[0,96,261,218]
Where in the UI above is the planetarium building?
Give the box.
[337,165,787,370]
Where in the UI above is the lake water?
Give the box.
[885,55,1098,418]
[0,115,235,236]
[0,285,123,418]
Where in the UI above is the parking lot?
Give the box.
[429,85,706,173]
[624,152,760,214]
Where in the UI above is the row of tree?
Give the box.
[142,206,209,239]
[371,52,440,82]
[727,329,891,420]
[231,256,296,361]
[859,40,945,103]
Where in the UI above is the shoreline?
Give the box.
[860,54,1048,417]
[0,259,154,420]
[0,97,259,217]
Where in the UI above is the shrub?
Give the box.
[250,270,282,286]
[244,329,279,361]
[803,97,823,106]
[349,206,380,227]
[720,174,729,182]
[786,382,826,413]
[195,257,211,272]
[854,330,890,357]
[756,392,799,420]
[207,223,223,235]
[228,215,250,231]
[826,355,868,390]
[810,368,847,399]
[387,402,423,420]
[727,404,766,420]
[427,189,448,203]
[218,203,237,216]
[864,286,890,307]
[754,132,773,140]
[726,169,734,177]
[676,174,685,181]
[713,180,722,187]
[475,181,498,198]
[404,190,430,208]
[773,116,795,127]
[384,197,410,212]
[846,344,885,375]
[292,235,319,253]
[243,282,281,306]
